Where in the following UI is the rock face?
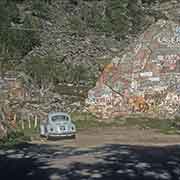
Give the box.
[0,74,86,133]
[86,20,180,119]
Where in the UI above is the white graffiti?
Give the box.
[157,36,180,47]
[112,56,120,66]
[131,80,138,90]
[157,54,180,61]
[140,72,153,77]
[134,43,142,54]
[149,77,160,82]
[175,26,180,36]
[155,54,180,70]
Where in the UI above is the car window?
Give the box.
[51,115,69,122]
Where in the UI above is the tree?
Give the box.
[105,0,132,39]
[17,15,41,56]
[0,1,41,77]
[32,0,50,19]
[0,0,20,77]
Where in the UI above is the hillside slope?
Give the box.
[0,0,180,136]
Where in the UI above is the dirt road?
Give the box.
[1,127,180,180]
[37,127,180,147]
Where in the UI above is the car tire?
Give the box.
[71,134,76,139]
[46,135,52,140]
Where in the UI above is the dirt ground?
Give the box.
[1,127,180,180]
[35,126,180,147]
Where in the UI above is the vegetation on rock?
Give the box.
[0,0,179,140]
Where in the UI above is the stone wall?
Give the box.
[86,20,180,119]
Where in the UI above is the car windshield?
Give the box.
[51,115,69,123]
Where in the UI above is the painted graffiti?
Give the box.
[86,20,180,119]
[157,27,180,47]
[149,77,160,82]
[128,96,149,113]
[140,72,153,77]
[154,54,180,71]
[157,36,180,46]
[176,26,180,35]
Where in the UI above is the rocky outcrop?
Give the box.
[1,0,180,125]
[0,76,86,137]
[86,20,180,119]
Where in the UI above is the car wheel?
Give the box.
[46,134,52,140]
[71,134,76,139]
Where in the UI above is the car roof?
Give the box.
[48,112,70,118]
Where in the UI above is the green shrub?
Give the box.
[32,0,50,19]
[0,130,30,148]
[0,0,41,75]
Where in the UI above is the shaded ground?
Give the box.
[1,127,180,180]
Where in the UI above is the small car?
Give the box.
[40,112,76,139]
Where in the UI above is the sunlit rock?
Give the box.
[87,20,180,119]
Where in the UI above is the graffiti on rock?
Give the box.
[157,36,180,47]
[128,96,149,113]
[157,26,180,48]
[86,20,180,118]
[154,54,180,72]
[175,26,180,35]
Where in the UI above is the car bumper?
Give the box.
[48,132,75,137]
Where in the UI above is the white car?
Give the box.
[40,112,76,139]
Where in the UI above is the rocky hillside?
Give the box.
[0,0,180,135]
[1,0,175,87]
[21,0,180,88]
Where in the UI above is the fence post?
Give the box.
[21,120,25,130]
[34,115,38,128]
[13,113,16,122]
[28,116,31,129]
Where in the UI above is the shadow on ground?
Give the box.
[0,142,180,180]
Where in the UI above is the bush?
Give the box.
[0,0,41,75]
[17,15,41,56]
[32,0,50,20]
[0,130,30,148]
